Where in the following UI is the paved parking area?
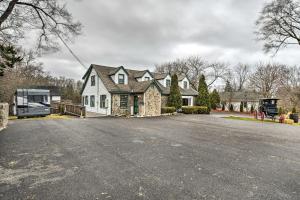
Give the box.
[0,115,299,200]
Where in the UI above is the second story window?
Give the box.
[118,74,125,84]
[166,79,171,87]
[145,77,150,81]
[91,75,95,86]
[184,81,188,89]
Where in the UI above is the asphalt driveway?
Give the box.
[0,115,299,200]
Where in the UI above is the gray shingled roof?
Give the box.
[178,75,186,81]
[153,73,169,80]
[81,64,198,96]
[220,91,263,102]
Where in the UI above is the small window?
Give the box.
[166,79,171,87]
[100,95,107,108]
[183,81,188,89]
[91,75,95,86]
[120,95,128,109]
[145,77,150,81]
[118,74,125,84]
[182,98,189,106]
[85,96,89,105]
[90,95,95,107]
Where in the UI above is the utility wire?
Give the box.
[56,33,87,70]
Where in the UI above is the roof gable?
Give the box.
[134,70,154,79]
[108,66,129,76]
[154,73,170,80]
[81,64,198,96]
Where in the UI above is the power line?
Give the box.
[56,33,87,70]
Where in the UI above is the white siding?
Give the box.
[137,72,153,82]
[111,68,128,84]
[82,69,111,115]
[225,101,259,112]
[51,96,61,102]
[179,77,190,89]
[158,75,171,87]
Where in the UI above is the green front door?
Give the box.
[134,96,139,115]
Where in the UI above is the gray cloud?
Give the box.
[36,0,300,80]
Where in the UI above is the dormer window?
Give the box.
[184,81,188,89]
[166,79,171,87]
[118,74,125,84]
[145,77,150,81]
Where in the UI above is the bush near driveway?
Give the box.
[161,107,176,114]
[182,106,210,114]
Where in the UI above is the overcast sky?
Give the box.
[36,0,300,80]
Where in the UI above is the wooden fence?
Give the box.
[51,102,86,118]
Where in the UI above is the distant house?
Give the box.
[81,64,198,116]
[220,91,263,112]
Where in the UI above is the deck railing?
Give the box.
[52,102,86,118]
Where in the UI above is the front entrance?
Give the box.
[134,95,139,115]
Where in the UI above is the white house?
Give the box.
[81,64,199,116]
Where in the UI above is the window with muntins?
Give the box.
[166,79,171,87]
[90,95,95,107]
[120,95,128,109]
[184,81,188,89]
[100,95,107,108]
[91,75,95,86]
[118,74,125,84]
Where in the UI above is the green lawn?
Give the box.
[223,116,300,126]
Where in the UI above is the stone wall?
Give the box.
[111,94,130,116]
[144,85,161,116]
[0,103,9,131]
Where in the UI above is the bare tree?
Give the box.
[155,56,228,89]
[234,63,251,91]
[249,62,288,97]
[277,65,300,108]
[206,62,229,87]
[0,50,83,105]
[256,0,300,53]
[0,0,82,51]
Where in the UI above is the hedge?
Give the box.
[182,106,210,114]
[161,107,176,114]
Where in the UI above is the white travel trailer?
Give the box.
[13,89,51,118]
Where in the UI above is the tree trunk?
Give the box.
[0,0,18,28]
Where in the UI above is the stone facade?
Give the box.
[111,84,162,117]
[144,85,161,116]
[0,103,9,131]
[111,94,130,116]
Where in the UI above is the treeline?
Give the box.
[0,49,82,105]
[156,56,300,110]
